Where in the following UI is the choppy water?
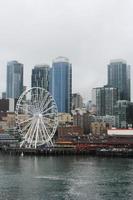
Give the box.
[0,154,133,200]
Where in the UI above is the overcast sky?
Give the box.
[0,0,133,102]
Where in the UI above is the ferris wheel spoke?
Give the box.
[39,89,44,104]
[43,112,56,117]
[36,89,40,111]
[40,122,48,142]
[42,98,52,113]
[41,119,52,142]
[37,122,44,142]
[35,119,40,149]
[41,123,49,142]
[27,124,36,143]
[19,117,34,125]
[24,119,36,143]
[42,118,54,129]
[20,119,35,147]
[42,105,55,115]
[37,91,42,110]
[28,120,38,148]
[18,105,33,115]
[21,120,33,133]
[31,94,38,110]
[40,93,50,112]
[32,95,37,107]
[40,127,46,143]
[32,101,39,113]
[20,140,25,148]
[30,105,36,113]
[31,103,38,113]
[42,116,56,124]
[35,95,41,112]
[43,118,56,124]
[45,125,54,141]
[19,107,32,115]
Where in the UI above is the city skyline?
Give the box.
[1,57,132,102]
[0,0,133,101]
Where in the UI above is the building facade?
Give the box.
[31,65,50,91]
[90,122,107,136]
[92,86,118,116]
[72,109,90,134]
[58,113,72,125]
[72,93,83,110]
[92,87,105,116]
[108,59,130,101]
[51,57,72,113]
[104,86,118,115]
[6,61,23,99]
[58,126,83,139]
[2,92,6,99]
[114,100,133,128]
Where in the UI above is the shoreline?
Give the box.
[1,146,133,158]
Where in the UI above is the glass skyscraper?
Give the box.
[6,60,23,99]
[51,57,72,113]
[31,65,50,91]
[92,86,118,116]
[108,59,130,101]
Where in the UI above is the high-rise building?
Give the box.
[2,92,6,99]
[92,86,118,116]
[114,100,133,128]
[104,85,118,115]
[51,57,72,113]
[72,93,83,110]
[31,65,50,91]
[92,87,105,116]
[108,59,130,101]
[6,61,23,99]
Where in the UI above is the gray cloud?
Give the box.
[0,0,133,101]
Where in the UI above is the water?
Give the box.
[0,154,133,200]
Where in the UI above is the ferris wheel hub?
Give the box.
[33,113,42,118]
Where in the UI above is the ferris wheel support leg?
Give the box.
[35,119,39,149]
[41,119,53,147]
[29,123,37,148]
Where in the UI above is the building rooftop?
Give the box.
[53,56,69,63]
[34,64,49,69]
[109,59,127,64]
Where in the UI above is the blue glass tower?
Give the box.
[51,57,72,113]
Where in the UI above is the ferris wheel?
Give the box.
[15,87,58,149]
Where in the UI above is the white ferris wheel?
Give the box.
[15,87,58,149]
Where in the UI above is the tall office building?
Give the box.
[6,61,23,99]
[51,57,72,113]
[31,65,50,91]
[114,100,133,128]
[104,85,118,115]
[72,93,83,110]
[92,87,105,116]
[92,86,118,116]
[2,92,6,99]
[108,59,130,101]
